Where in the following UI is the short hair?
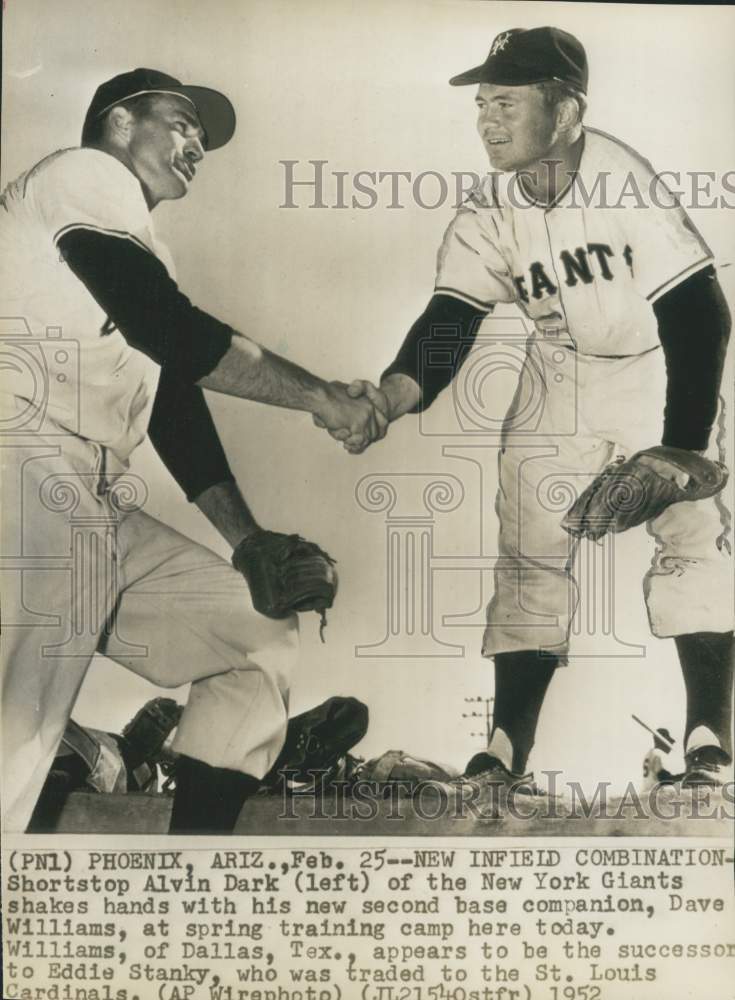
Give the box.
[536,80,587,124]
[81,92,158,147]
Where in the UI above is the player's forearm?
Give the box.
[381,293,489,412]
[197,333,332,414]
[194,480,260,548]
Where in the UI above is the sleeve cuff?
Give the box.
[646,256,714,304]
[433,286,495,311]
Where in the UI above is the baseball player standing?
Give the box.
[0,68,384,833]
[335,28,733,794]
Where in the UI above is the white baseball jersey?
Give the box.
[436,128,712,355]
[0,148,173,464]
[0,148,299,834]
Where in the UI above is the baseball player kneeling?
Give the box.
[0,69,380,834]
[331,28,733,795]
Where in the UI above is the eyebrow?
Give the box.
[171,105,205,137]
[476,92,516,103]
[182,110,203,130]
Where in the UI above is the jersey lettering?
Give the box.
[623,244,634,275]
[520,242,622,301]
[560,248,593,287]
[586,242,614,280]
[529,261,557,299]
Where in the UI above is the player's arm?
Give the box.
[57,229,381,438]
[624,167,730,450]
[652,265,731,451]
[329,293,489,454]
[326,196,511,451]
[147,369,260,545]
[379,293,490,418]
[361,202,507,428]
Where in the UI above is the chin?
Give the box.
[143,178,188,207]
[164,179,189,201]
[486,151,515,172]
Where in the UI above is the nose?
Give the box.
[184,137,205,164]
[478,107,500,133]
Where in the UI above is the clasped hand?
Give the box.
[313,380,390,453]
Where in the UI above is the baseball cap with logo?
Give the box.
[449,27,588,94]
[81,68,236,150]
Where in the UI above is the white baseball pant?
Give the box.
[483,340,732,659]
[1,419,298,832]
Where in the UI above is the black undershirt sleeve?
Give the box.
[58,228,233,382]
[148,370,234,502]
[381,293,490,412]
[385,277,729,449]
[653,266,731,451]
[58,227,236,501]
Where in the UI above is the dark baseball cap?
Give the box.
[449,27,588,94]
[81,68,236,150]
[654,728,675,753]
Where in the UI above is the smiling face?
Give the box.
[124,94,206,207]
[475,83,558,173]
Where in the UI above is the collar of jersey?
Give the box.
[515,130,586,212]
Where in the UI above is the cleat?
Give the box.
[414,753,547,814]
[463,752,546,795]
[681,746,731,789]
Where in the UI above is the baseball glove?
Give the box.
[232,529,338,639]
[561,446,728,541]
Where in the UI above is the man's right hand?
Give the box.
[340,380,391,453]
[313,381,389,452]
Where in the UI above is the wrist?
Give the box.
[233,522,261,545]
[309,381,337,419]
[194,480,261,549]
[380,373,421,419]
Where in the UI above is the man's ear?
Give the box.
[556,96,579,133]
[106,105,135,145]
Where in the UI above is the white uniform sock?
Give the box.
[486,728,514,772]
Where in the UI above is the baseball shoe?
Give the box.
[681,746,731,789]
[464,752,548,796]
[413,753,547,816]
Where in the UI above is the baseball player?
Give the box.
[640,726,677,793]
[335,28,733,794]
[0,68,383,834]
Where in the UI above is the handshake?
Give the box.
[313,379,393,454]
